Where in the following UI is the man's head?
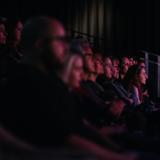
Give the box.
[104,57,112,79]
[93,53,104,75]
[121,57,130,74]
[20,16,68,71]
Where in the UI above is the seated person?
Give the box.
[96,56,113,86]
[119,57,130,80]
[6,19,23,62]
[123,65,148,106]
[0,19,23,82]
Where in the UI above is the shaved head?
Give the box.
[20,17,64,50]
[21,16,68,72]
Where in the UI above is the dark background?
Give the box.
[1,0,160,55]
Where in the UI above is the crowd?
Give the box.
[0,16,160,160]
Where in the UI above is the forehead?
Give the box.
[140,62,145,65]
[105,57,112,63]
[123,57,129,62]
[50,21,65,36]
[113,59,119,63]
[95,54,102,58]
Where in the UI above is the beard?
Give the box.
[42,48,64,75]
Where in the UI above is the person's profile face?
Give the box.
[95,60,104,75]
[112,65,119,79]
[138,68,147,85]
[69,57,83,88]
[0,24,7,44]
[48,22,68,65]
[94,55,104,75]
[122,57,130,74]
[85,54,95,73]
[14,21,23,42]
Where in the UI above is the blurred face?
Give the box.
[137,68,147,85]
[69,57,83,88]
[112,59,119,79]
[112,65,119,79]
[129,58,134,66]
[104,57,112,79]
[0,24,7,44]
[113,59,119,66]
[122,57,130,74]
[14,21,23,42]
[94,54,104,75]
[84,53,95,73]
[133,60,137,65]
[48,21,68,65]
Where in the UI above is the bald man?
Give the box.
[0,16,77,147]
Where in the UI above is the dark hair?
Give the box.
[0,17,7,25]
[70,39,84,55]
[20,16,53,51]
[137,59,145,65]
[123,65,143,88]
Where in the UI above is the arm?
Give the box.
[68,134,138,160]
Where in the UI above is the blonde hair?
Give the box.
[61,53,83,84]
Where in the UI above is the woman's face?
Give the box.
[138,68,147,85]
[69,57,83,88]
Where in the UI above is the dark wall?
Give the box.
[1,0,160,55]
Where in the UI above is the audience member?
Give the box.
[123,65,147,106]
[112,58,120,80]
[120,57,130,80]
